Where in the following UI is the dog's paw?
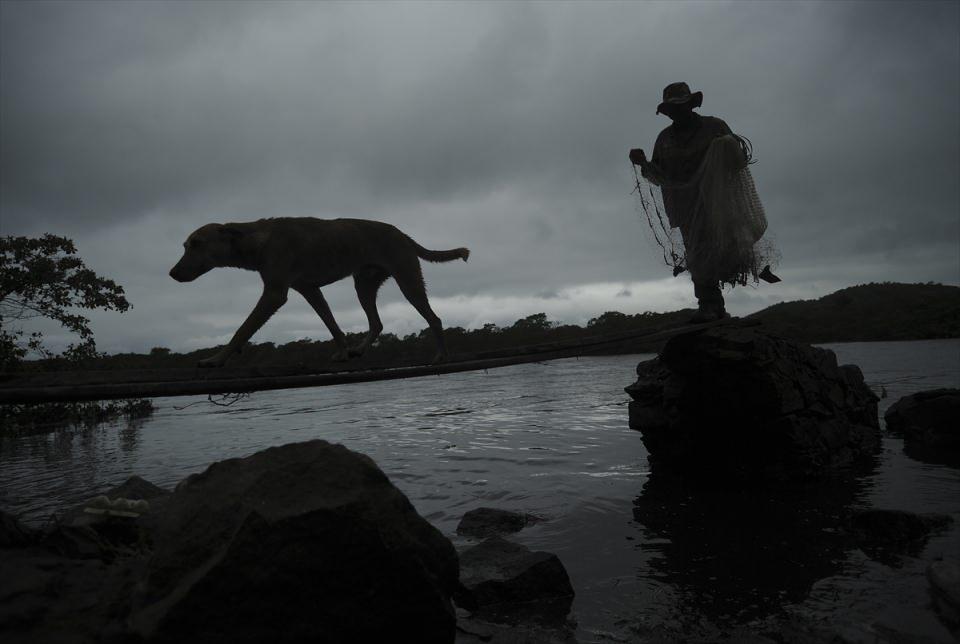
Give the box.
[331,347,365,362]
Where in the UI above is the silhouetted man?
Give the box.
[630,82,776,322]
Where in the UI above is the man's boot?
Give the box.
[690,280,728,323]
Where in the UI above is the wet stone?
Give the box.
[456,536,574,627]
[885,388,960,451]
[0,510,37,548]
[850,509,953,545]
[927,560,960,631]
[456,610,579,644]
[457,507,539,538]
[849,509,953,566]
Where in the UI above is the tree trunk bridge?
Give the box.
[0,318,751,404]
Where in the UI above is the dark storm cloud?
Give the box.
[1,0,957,353]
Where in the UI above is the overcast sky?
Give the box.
[2,0,958,355]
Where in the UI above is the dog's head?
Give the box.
[169,223,244,282]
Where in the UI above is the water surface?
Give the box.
[2,339,958,641]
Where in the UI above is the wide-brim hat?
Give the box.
[656,82,703,114]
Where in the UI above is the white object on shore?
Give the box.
[83,495,150,518]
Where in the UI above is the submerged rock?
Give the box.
[456,536,574,626]
[850,509,953,545]
[927,560,960,631]
[885,388,960,453]
[104,474,170,501]
[130,440,459,643]
[456,610,579,644]
[457,507,540,538]
[624,325,881,481]
[0,510,37,548]
[848,509,953,566]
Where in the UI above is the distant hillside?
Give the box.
[748,282,960,343]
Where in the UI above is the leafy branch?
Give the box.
[1,234,131,369]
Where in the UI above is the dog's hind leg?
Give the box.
[392,261,448,363]
[294,285,351,361]
[352,267,389,356]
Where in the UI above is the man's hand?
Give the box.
[631,148,662,185]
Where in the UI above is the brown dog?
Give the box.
[169,217,469,367]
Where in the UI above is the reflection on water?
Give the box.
[1,339,958,640]
[632,467,867,627]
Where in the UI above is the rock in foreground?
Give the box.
[625,325,881,481]
[457,536,574,626]
[131,440,459,643]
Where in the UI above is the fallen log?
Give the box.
[0,318,754,403]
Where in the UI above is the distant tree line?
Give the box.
[63,309,698,373]
[11,281,958,375]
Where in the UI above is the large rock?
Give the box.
[456,536,574,626]
[885,388,960,450]
[625,325,880,481]
[130,440,459,643]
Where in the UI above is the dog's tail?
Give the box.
[414,244,470,263]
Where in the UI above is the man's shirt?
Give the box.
[651,114,732,184]
[649,114,732,228]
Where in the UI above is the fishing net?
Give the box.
[633,134,779,287]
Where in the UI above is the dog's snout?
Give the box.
[169,262,189,282]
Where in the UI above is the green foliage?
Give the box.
[511,312,552,331]
[0,234,130,369]
[0,235,148,436]
[0,398,155,435]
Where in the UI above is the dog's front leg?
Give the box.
[198,286,289,368]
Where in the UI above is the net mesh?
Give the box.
[633,134,779,287]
